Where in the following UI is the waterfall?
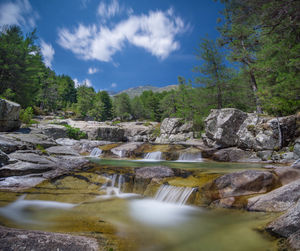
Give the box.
[177,152,202,162]
[144,151,163,161]
[154,185,195,205]
[89,147,102,157]
[111,149,125,158]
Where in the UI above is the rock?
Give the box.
[204,108,248,148]
[38,124,68,139]
[0,150,9,166]
[56,138,79,146]
[97,126,125,141]
[247,179,300,212]
[294,138,300,159]
[0,225,99,251]
[208,170,277,200]
[212,147,258,162]
[0,174,46,189]
[288,230,300,251]
[9,151,55,165]
[291,159,300,169]
[122,122,158,142]
[155,118,194,144]
[274,167,300,185]
[0,136,19,153]
[46,146,80,156]
[111,142,144,157]
[266,199,300,238]
[135,166,174,179]
[257,150,273,161]
[0,99,21,132]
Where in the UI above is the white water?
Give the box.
[111,149,126,158]
[177,152,203,162]
[143,151,163,161]
[0,195,76,224]
[154,185,195,205]
[89,147,102,157]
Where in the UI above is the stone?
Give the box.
[288,230,300,251]
[0,150,9,166]
[274,167,300,185]
[291,159,300,169]
[111,142,144,157]
[97,126,125,141]
[135,166,174,179]
[247,179,300,212]
[294,138,300,159]
[9,151,55,165]
[0,99,21,132]
[208,170,277,200]
[46,146,80,156]
[0,137,19,153]
[266,199,300,237]
[204,108,248,148]
[160,118,182,134]
[38,124,68,139]
[212,147,256,162]
[257,150,273,161]
[0,174,46,189]
[0,226,99,251]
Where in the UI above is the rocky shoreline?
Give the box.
[1,98,300,250]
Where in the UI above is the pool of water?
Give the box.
[0,159,278,251]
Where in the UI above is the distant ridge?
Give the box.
[115,85,178,98]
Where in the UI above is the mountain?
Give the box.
[115,85,178,98]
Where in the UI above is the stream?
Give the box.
[0,158,279,251]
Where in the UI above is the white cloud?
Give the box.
[73,78,93,88]
[88,67,99,74]
[98,0,120,20]
[40,39,55,68]
[0,0,38,28]
[111,83,117,88]
[57,8,186,62]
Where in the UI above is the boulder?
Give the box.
[111,142,144,158]
[291,159,300,169]
[207,170,277,200]
[266,199,300,238]
[97,126,125,141]
[203,108,248,148]
[155,118,194,144]
[38,124,68,139]
[212,147,258,162]
[0,99,21,132]
[0,136,19,153]
[135,166,174,179]
[294,138,300,159]
[247,179,300,212]
[122,122,158,142]
[0,226,99,251]
[274,167,300,185]
[0,174,46,189]
[46,146,80,156]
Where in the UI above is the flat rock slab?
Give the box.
[266,200,300,238]
[135,166,174,179]
[0,226,99,251]
[9,152,55,165]
[0,175,46,189]
[46,146,80,156]
[247,179,300,212]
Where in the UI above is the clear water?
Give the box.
[0,159,278,251]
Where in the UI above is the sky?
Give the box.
[0,0,224,92]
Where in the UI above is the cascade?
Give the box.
[104,174,124,196]
[177,152,202,162]
[143,151,163,161]
[154,185,195,205]
[89,147,102,157]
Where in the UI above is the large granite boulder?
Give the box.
[0,226,99,251]
[38,124,68,139]
[155,118,194,144]
[266,199,300,238]
[212,147,259,162]
[247,179,300,212]
[111,142,144,157]
[203,108,248,148]
[0,99,21,132]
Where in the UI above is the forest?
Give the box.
[0,0,299,131]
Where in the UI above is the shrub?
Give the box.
[112,120,121,126]
[20,107,33,125]
[63,124,87,140]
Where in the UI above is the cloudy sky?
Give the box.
[0,0,223,91]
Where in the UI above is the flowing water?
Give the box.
[0,158,279,251]
[143,151,163,161]
[177,152,203,162]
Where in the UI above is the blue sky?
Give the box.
[0,0,224,92]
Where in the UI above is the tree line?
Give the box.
[0,0,299,131]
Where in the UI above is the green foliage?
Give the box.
[113,93,132,121]
[63,124,87,140]
[36,144,47,154]
[112,120,121,125]
[152,125,161,138]
[19,107,33,125]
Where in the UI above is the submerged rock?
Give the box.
[135,166,174,179]
[0,226,99,251]
[0,99,21,132]
[247,179,300,212]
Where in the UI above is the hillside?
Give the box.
[115,85,178,98]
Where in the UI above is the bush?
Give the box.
[20,107,34,125]
[63,124,87,140]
